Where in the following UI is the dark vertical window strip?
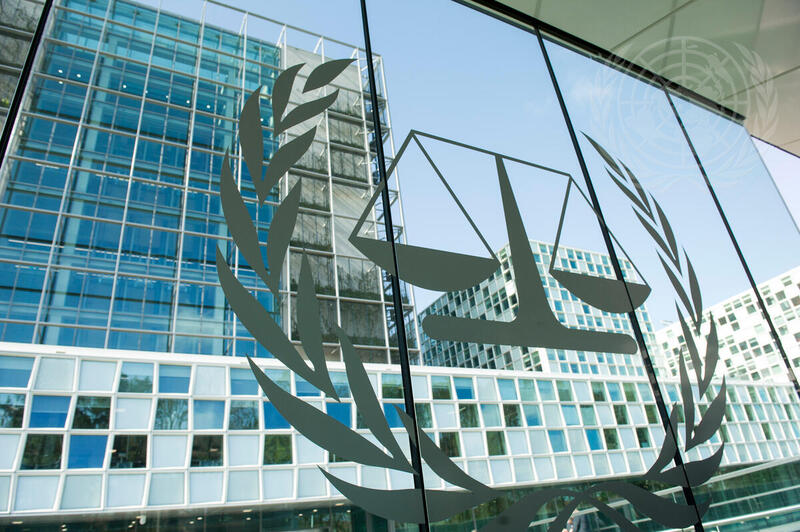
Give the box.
[664,89,800,402]
[0,0,54,167]
[536,30,706,532]
[358,1,430,530]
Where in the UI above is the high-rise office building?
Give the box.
[419,240,664,377]
[0,0,418,364]
[656,265,800,383]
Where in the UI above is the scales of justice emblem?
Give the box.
[218,58,725,530]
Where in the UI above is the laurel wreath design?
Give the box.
[734,43,779,139]
[216,58,725,530]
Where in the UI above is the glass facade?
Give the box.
[0,0,798,529]
[0,0,416,364]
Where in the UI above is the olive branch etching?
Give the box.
[216,57,726,530]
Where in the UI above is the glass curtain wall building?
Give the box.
[0,0,419,364]
[1,0,800,530]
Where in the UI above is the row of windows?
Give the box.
[2,354,796,410]
[15,432,223,469]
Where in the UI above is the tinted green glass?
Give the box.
[191,434,223,466]
[229,400,259,430]
[603,428,619,450]
[503,404,521,427]
[459,404,479,428]
[486,431,506,456]
[21,434,63,469]
[0,393,25,428]
[431,376,452,399]
[415,403,433,429]
[439,432,460,457]
[264,434,292,465]
[110,434,147,468]
[382,373,403,399]
[72,396,110,429]
[154,398,188,429]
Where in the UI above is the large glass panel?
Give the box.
[545,35,800,530]
[672,97,800,383]
[29,395,70,428]
[109,435,147,468]
[365,1,654,526]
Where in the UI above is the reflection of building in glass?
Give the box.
[0,343,797,521]
[0,0,418,364]
[656,265,800,383]
[0,1,44,128]
[419,240,664,377]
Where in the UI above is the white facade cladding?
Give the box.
[0,341,797,517]
[656,265,800,383]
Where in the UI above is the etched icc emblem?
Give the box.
[217,58,725,530]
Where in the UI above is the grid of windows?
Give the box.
[0,349,796,512]
[657,265,800,382]
[0,0,420,364]
[420,241,660,377]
